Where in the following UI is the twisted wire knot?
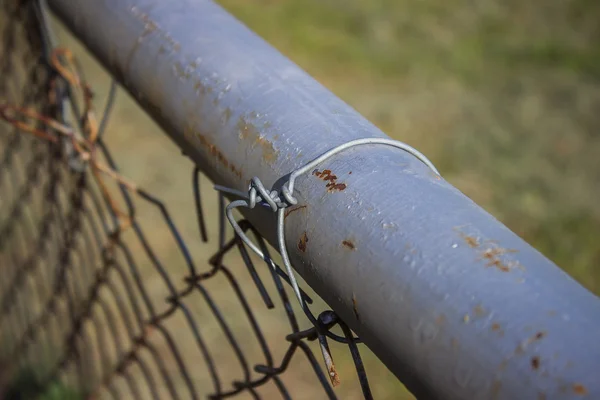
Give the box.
[217,138,440,392]
[219,138,439,311]
[247,177,297,211]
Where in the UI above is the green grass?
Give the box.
[2,368,82,400]
[218,0,600,294]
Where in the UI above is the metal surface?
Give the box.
[47,0,600,398]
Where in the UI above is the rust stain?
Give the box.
[499,330,548,371]
[462,234,480,248]
[572,384,588,395]
[129,8,181,68]
[455,229,524,272]
[237,116,279,163]
[328,365,341,387]
[538,392,546,400]
[185,125,242,179]
[342,240,356,250]
[352,294,360,321]
[473,305,487,317]
[491,322,504,337]
[237,116,255,139]
[255,135,278,162]
[516,331,547,355]
[173,62,191,80]
[312,169,347,192]
[481,247,519,272]
[284,205,307,219]
[488,259,510,272]
[298,232,308,252]
[329,183,347,191]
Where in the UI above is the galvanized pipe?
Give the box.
[48,0,600,398]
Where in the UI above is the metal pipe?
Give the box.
[48,0,600,398]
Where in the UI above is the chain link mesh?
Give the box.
[0,1,397,399]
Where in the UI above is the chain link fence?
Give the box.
[0,1,394,398]
[3,0,600,399]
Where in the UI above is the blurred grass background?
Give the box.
[2,0,599,399]
[218,0,600,294]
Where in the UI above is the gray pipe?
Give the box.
[48,0,600,398]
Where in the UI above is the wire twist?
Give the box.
[217,138,441,310]
[216,138,440,389]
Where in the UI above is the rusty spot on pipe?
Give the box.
[491,322,504,337]
[473,305,487,317]
[185,125,242,178]
[237,116,279,163]
[238,120,250,139]
[462,234,480,248]
[455,229,523,272]
[328,183,347,191]
[572,384,588,395]
[313,169,336,181]
[481,247,519,272]
[298,232,308,252]
[531,356,540,370]
[342,240,355,250]
[312,169,347,192]
[515,330,547,355]
[284,205,307,219]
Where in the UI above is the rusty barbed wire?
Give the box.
[0,1,377,399]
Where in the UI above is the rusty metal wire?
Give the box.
[0,1,378,399]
